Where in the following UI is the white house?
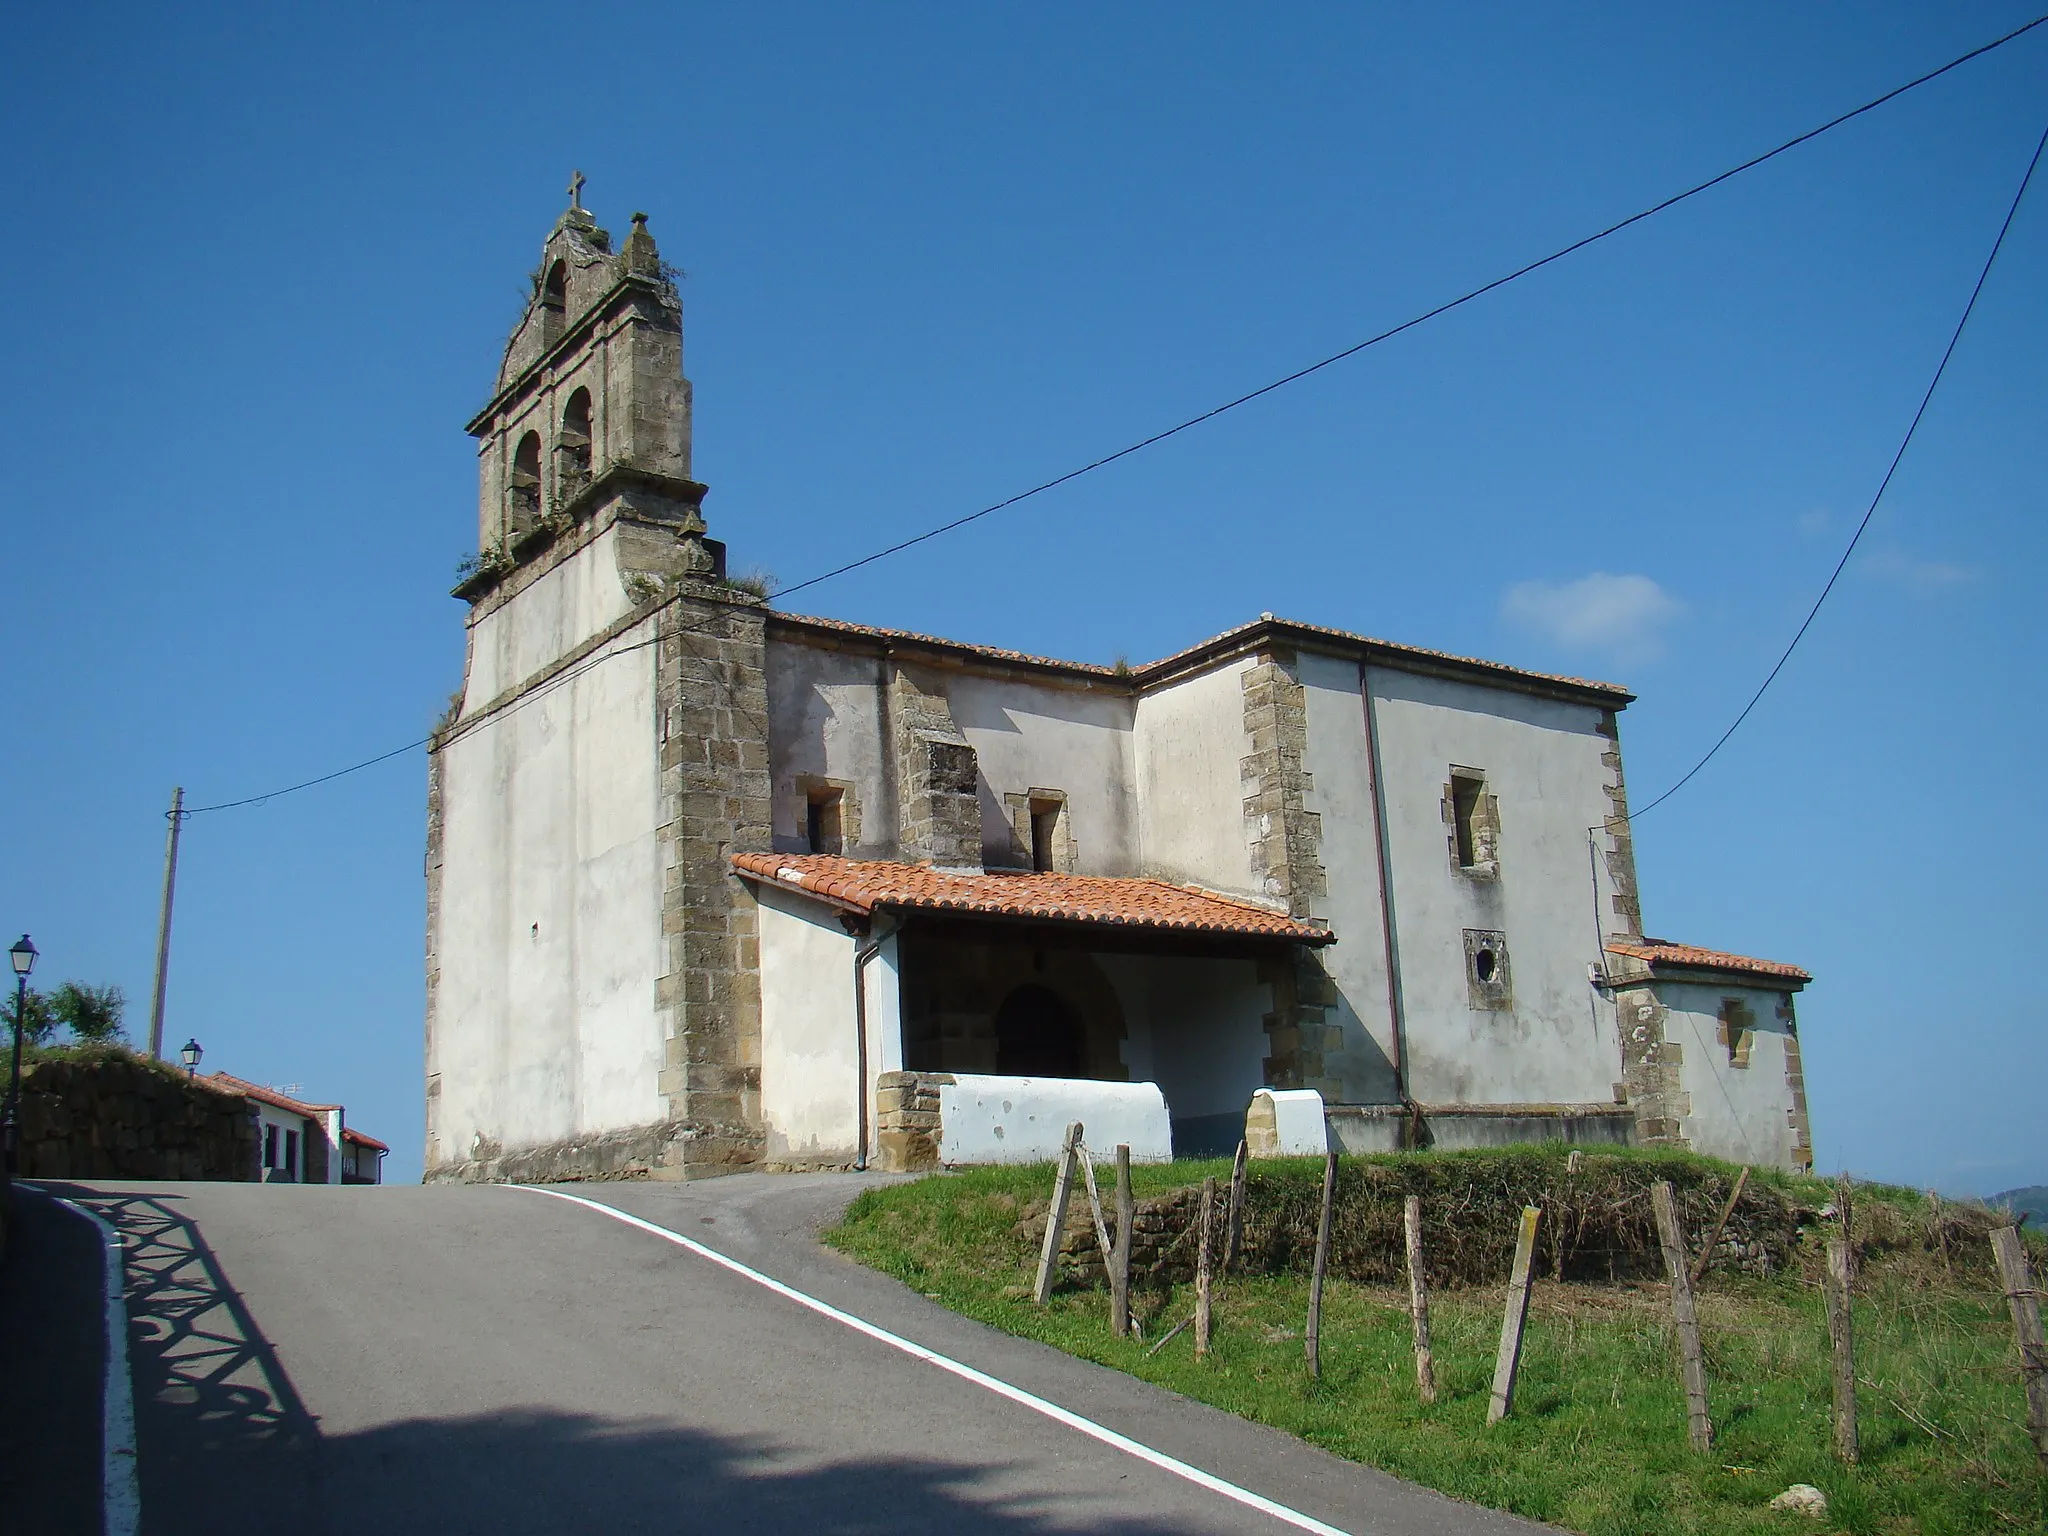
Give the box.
[422,187,1814,1183]
[209,1073,387,1185]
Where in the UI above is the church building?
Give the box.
[423,188,1815,1182]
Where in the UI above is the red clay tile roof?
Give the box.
[342,1127,389,1152]
[207,1072,340,1120]
[732,854,1334,945]
[1605,938,1811,986]
[768,610,1631,703]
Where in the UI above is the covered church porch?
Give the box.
[730,854,1335,1169]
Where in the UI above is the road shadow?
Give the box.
[46,1184,1202,1536]
[0,1184,108,1533]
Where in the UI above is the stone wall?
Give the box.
[654,587,774,1177]
[874,1069,951,1172]
[14,1054,258,1181]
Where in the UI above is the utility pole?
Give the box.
[147,787,184,1060]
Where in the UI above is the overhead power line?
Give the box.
[1625,114,2048,826]
[182,12,2048,818]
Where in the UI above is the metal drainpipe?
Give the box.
[1359,661,1411,1112]
[852,929,887,1171]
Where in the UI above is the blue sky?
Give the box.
[3,5,2042,1189]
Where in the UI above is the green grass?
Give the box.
[826,1159,2048,1535]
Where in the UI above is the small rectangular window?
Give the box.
[285,1129,299,1179]
[264,1124,278,1169]
[1452,773,1484,868]
[1447,767,1498,875]
[1719,999,1756,1068]
[1031,802,1060,873]
[806,789,844,855]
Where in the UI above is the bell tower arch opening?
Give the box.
[539,260,568,347]
[559,386,593,500]
[508,430,542,538]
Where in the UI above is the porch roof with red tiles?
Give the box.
[1605,937,1811,987]
[731,854,1335,945]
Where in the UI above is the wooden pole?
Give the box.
[1226,1138,1248,1270]
[1650,1180,1713,1451]
[1306,1149,1337,1379]
[1989,1225,2048,1469]
[1404,1194,1437,1405]
[1195,1175,1216,1358]
[1823,1233,1858,1463]
[146,786,184,1060]
[1031,1122,1083,1304]
[1487,1206,1541,1425]
[1077,1142,1115,1276]
[1689,1165,1749,1286]
[1111,1144,1134,1338]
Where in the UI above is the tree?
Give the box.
[1,981,126,1046]
[0,986,57,1046]
[51,982,126,1044]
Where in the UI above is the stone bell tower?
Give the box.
[425,176,772,1184]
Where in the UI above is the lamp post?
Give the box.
[180,1038,202,1079]
[5,934,38,1174]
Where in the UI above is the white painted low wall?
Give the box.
[1246,1088,1328,1158]
[937,1076,1172,1165]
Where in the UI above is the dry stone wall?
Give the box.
[14,1054,258,1181]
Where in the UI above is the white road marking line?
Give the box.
[51,1195,143,1536]
[515,1185,1356,1536]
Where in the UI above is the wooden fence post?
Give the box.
[1306,1149,1337,1379]
[1404,1194,1436,1405]
[1195,1176,1216,1358]
[1226,1138,1248,1270]
[1689,1165,1749,1286]
[1031,1122,1084,1304]
[1651,1180,1713,1451]
[1989,1225,2048,1469]
[1076,1142,1115,1276]
[1487,1206,1541,1425]
[1111,1144,1134,1338]
[1823,1232,1858,1463]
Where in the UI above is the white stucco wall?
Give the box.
[433,547,666,1163]
[764,643,893,854]
[1367,667,1620,1107]
[757,884,865,1163]
[1100,952,1271,1128]
[1133,658,1260,897]
[463,523,639,707]
[1657,980,1804,1169]
[945,674,1138,872]
[1296,651,1400,1103]
[937,1075,1172,1164]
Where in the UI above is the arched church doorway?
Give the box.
[995,983,1084,1078]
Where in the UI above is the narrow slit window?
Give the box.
[1452,773,1484,868]
[1030,802,1060,873]
[806,789,844,855]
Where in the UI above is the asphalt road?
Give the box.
[14,1174,1551,1536]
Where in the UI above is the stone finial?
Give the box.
[623,209,662,276]
[568,169,586,210]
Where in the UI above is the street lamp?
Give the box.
[5,934,37,1174]
[180,1038,202,1078]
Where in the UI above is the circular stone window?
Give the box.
[1474,948,1498,983]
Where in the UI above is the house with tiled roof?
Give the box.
[208,1073,387,1185]
[422,188,1814,1182]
